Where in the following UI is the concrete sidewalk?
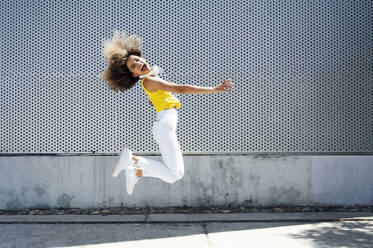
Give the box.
[0,212,372,247]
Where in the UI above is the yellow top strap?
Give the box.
[141,76,149,93]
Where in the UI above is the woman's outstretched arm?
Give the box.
[143,77,233,94]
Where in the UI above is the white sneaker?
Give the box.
[125,165,140,195]
[112,148,133,177]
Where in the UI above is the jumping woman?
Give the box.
[100,30,233,194]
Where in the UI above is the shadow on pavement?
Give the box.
[289,221,373,248]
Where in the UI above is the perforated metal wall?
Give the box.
[1,1,372,154]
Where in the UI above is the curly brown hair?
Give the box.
[99,30,144,92]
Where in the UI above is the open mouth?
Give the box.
[141,64,147,71]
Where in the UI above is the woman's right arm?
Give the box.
[144,77,233,94]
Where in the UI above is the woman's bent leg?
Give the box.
[137,156,179,183]
[156,124,184,180]
[137,115,184,183]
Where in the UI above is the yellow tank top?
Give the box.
[141,76,181,112]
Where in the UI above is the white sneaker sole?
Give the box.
[112,148,133,177]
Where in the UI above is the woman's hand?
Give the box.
[213,79,234,93]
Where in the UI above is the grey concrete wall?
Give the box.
[0,155,372,210]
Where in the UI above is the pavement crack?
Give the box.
[144,213,149,222]
[202,223,213,248]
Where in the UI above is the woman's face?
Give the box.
[126,55,151,77]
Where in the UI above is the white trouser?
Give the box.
[137,108,184,183]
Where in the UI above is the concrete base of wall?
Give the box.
[0,155,372,210]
